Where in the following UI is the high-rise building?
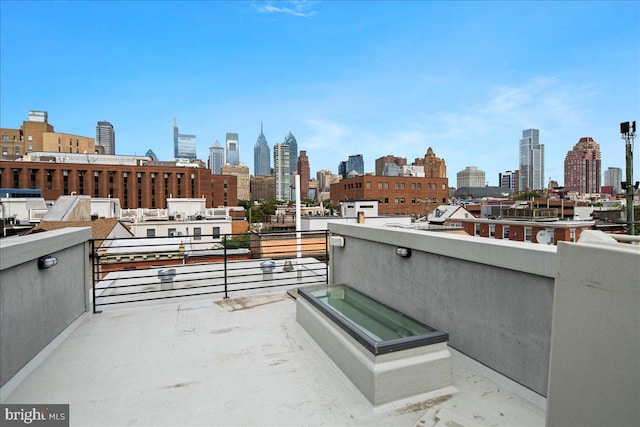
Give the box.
[251,175,275,201]
[96,121,115,155]
[0,111,101,160]
[173,118,196,159]
[457,166,486,188]
[413,147,447,178]
[221,163,250,201]
[375,155,407,176]
[297,150,310,201]
[382,163,400,176]
[564,137,601,194]
[519,129,544,191]
[209,141,225,174]
[254,124,271,176]
[274,143,290,201]
[226,133,239,165]
[604,167,623,193]
[283,132,298,175]
[316,169,334,193]
[339,154,364,179]
[499,171,517,191]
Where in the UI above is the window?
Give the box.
[546,229,555,245]
[46,170,53,189]
[503,225,510,239]
[384,197,389,203]
[569,229,576,242]
[383,182,389,189]
[411,183,416,189]
[366,182,371,189]
[377,182,383,189]
[63,170,69,195]
[94,172,100,198]
[28,135,33,142]
[194,227,202,240]
[78,171,85,195]
[395,182,399,189]
[525,227,532,242]
[417,183,422,189]
[400,198,405,204]
[12,168,20,188]
[212,227,221,238]
[168,228,177,237]
[474,224,480,236]
[400,183,405,189]
[147,229,156,238]
[489,224,495,238]
[442,183,446,190]
[394,198,399,203]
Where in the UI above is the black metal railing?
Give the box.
[90,230,329,312]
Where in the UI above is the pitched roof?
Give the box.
[29,218,132,240]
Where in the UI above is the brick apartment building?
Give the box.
[330,175,449,216]
[460,217,594,245]
[0,160,237,209]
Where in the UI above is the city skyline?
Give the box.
[1,1,638,184]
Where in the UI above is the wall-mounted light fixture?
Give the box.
[38,255,58,269]
[330,236,345,247]
[395,247,411,258]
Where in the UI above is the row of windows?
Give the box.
[378,197,443,204]
[473,224,576,243]
[344,181,446,190]
[146,227,221,239]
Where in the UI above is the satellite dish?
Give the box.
[536,230,551,245]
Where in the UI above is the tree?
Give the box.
[514,191,542,200]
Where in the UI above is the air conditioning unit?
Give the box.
[175,213,184,221]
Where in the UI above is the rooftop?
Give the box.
[3,288,544,426]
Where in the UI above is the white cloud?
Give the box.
[254,1,318,18]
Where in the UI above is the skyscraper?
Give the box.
[519,129,544,191]
[173,118,196,159]
[375,155,407,176]
[96,121,115,155]
[457,166,486,188]
[226,133,239,165]
[316,169,334,193]
[283,132,298,175]
[499,171,517,191]
[274,143,290,201]
[564,137,601,194]
[209,141,225,174]
[604,167,623,193]
[339,154,364,179]
[254,124,271,176]
[297,150,310,201]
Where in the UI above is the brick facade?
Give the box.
[330,175,449,216]
[0,160,237,209]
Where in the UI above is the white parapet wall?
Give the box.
[546,232,640,426]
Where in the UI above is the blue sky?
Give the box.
[1,1,639,186]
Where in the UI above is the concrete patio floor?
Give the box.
[3,290,545,426]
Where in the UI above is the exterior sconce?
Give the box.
[38,255,58,269]
[395,247,411,258]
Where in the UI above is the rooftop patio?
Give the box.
[3,288,544,426]
[2,225,637,426]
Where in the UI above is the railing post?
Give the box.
[91,239,101,314]
[325,230,329,285]
[223,234,229,299]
